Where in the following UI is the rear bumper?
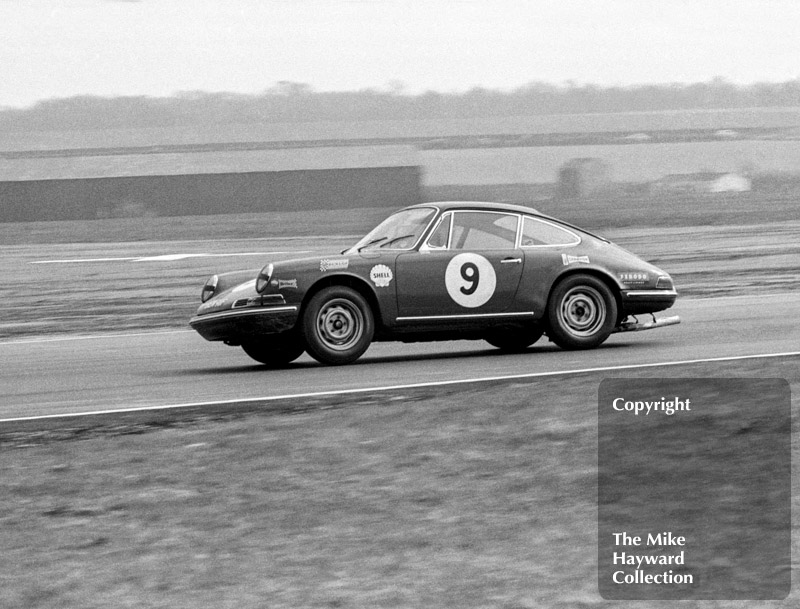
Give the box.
[613,314,681,333]
[189,306,299,342]
[620,289,678,315]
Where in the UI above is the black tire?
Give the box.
[485,324,544,352]
[546,274,617,350]
[302,286,374,365]
[241,334,305,367]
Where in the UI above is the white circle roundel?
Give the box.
[445,253,496,308]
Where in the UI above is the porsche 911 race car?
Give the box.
[190,201,679,366]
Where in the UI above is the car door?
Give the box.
[395,210,526,319]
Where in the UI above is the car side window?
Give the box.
[520,216,581,247]
[426,213,452,249]
[451,212,519,250]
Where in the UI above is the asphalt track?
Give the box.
[1,293,797,423]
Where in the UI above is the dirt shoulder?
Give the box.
[3,190,799,341]
[3,220,797,341]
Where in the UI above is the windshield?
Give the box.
[348,207,438,253]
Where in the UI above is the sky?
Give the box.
[1,0,799,108]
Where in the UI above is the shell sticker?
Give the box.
[445,253,496,308]
[320,258,349,272]
[369,264,393,287]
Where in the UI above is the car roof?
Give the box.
[405,200,610,243]
[406,201,542,215]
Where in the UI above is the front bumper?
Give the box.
[190,305,299,343]
[620,289,678,315]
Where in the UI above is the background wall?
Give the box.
[0,166,422,222]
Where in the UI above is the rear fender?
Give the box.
[549,267,624,323]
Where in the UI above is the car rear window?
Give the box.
[521,216,580,247]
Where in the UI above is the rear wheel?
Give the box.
[302,286,374,365]
[485,324,544,352]
[547,274,617,350]
[241,334,305,367]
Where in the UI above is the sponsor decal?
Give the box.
[562,254,590,265]
[319,258,349,272]
[277,279,298,289]
[445,253,496,308]
[369,264,393,287]
[619,272,649,283]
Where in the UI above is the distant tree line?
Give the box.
[2,79,800,132]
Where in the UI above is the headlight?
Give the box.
[656,275,674,290]
[255,263,274,293]
[201,275,218,303]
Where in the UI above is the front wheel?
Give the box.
[302,286,374,365]
[241,334,305,367]
[546,274,617,350]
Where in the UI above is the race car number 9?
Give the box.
[445,253,497,308]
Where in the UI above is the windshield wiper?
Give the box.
[357,236,387,252]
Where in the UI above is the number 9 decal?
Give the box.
[445,253,496,308]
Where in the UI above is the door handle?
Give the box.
[500,257,522,264]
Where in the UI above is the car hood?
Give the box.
[194,252,375,316]
[196,277,261,315]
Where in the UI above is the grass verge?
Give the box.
[2,357,797,608]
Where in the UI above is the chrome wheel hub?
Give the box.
[560,287,606,337]
[317,299,364,351]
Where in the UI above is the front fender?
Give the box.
[301,271,396,330]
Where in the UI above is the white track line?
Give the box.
[30,251,310,264]
[0,330,194,346]
[680,292,799,303]
[2,350,797,423]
